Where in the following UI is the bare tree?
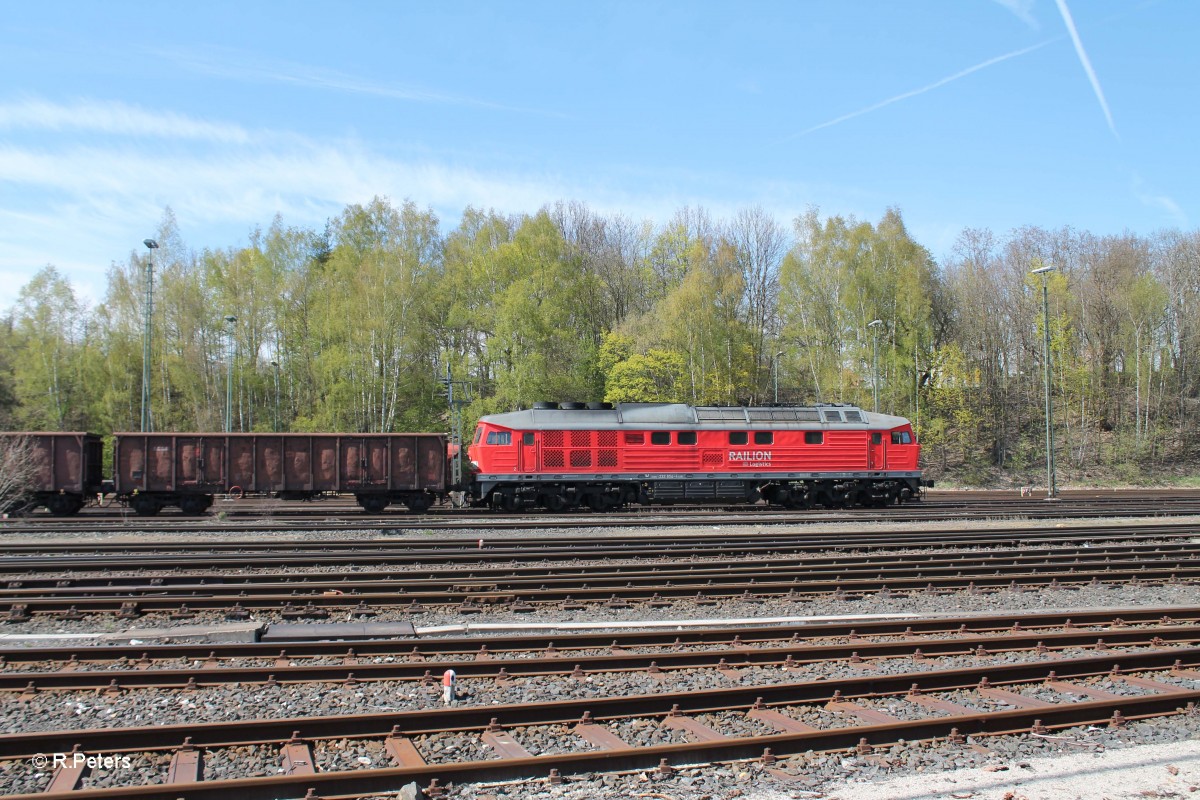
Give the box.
[0,435,38,514]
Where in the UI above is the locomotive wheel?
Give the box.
[586,493,617,512]
[539,492,565,512]
[358,495,389,514]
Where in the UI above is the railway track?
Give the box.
[7,527,1200,623]
[5,609,1200,798]
[2,521,1200,620]
[3,489,1200,533]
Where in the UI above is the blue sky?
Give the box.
[1,0,1194,310]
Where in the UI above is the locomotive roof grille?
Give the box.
[478,402,910,431]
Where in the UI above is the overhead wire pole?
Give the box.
[141,239,159,431]
[224,315,237,433]
[773,351,784,404]
[439,361,471,495]
[1032,264,1058,498]
[270,360,281,432]
[868,319,883,413]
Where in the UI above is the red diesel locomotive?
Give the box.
[466,402,927,511]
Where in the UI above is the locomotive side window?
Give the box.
[473,427,483,444]
[891,431,913,444]
[729,431,748,445]
[625,432,645,445]
[804,431,823,444]
[650,432,671,445]
[871,433,882,445]
[678,431,697,445]
[486,431,511,445]
[753,432,773,445]
[522,433,535,445]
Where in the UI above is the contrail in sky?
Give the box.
[1055,0,1119,139]
[786,40,1051,140]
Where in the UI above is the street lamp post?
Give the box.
[1031,264,1057,498]
[773,351,784,404]
[141,239,159,431]
[867,319,883,413]
[224,315,237,433]
[270,360,281,432]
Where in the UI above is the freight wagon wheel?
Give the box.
[46,495,83,516]
[179,496,211,516]
[358,495,389,514]
[131,496,161,516]
[404,495,431,513]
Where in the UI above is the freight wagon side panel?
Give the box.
[175,436,225,491]
[114,435,174,493]
[284,437,316,492]
[256,437,285,492]
[417,436,447,490]
[20,433,91,493]
[311,437,339,492]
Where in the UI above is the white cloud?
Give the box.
[0,98,251,143]
[1132,173,1188,228]
[0,99,874,310]
[157,46,567,118]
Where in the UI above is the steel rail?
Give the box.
[1,523,1197,571]
[1,518,1195,550]
[5,606,1196,665]
[6,649,1200,799]
[4,495,1200,534]
[5,623,1200,692]
[6,541,1198,594]
[3,545,1198,599]
[5,561,1200,618]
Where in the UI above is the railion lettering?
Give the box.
[728,450,772,462]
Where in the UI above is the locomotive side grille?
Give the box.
[570,430,591,447]
[702,452,723,466]
[598,431,617,447]
[624,432,644,445]
[544,450,564,468]
[598,449,618,467]
[570,450,592,467]
[544,431,564,448]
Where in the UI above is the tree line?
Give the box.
[1,197,1198,486]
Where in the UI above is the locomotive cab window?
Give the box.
[678,431,697,445]
[753,432,773,445]
[804,431,823,445]
[472,427,482,444]
[871,433,882,445]
[650,432,671,445]
[485,431,511,446]
[522,433,535,445]
[728,431,748,445]
[891,431,913,445]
